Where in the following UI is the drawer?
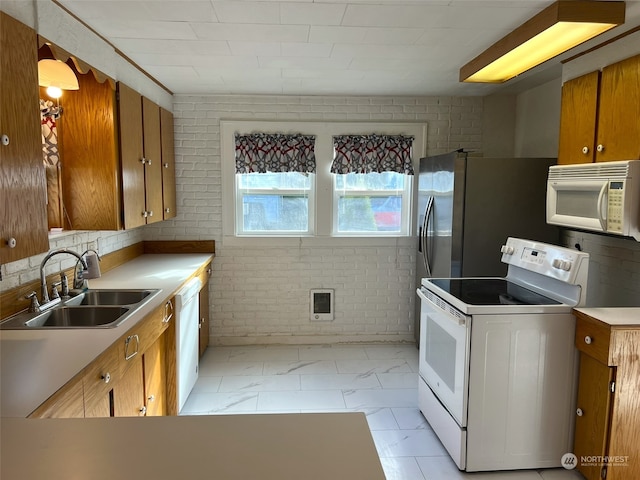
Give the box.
[575,312,612,365]
[118,301,169,374]
[83,344,119,410]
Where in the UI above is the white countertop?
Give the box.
[0,254,212,418]
[574,307,640,326]
[0,413,385,480]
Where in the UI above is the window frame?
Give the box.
[220,120,426,247]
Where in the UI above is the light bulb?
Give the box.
[46,86,63,99]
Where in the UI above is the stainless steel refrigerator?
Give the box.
[414,150,559,341]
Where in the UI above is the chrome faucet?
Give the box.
[39,249,88,306]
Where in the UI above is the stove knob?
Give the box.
[501,245,514,255]
[560,260,572,271]
[552,259,562,269]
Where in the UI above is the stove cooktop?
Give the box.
[428,278,561,306]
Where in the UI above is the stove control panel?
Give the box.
[500,237,589,286]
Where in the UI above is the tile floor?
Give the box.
[181,344,585,480]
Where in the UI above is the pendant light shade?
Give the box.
[460,1,626,83]
[38,59,79,98]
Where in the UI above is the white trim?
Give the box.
[221,235,417,248]
[220,120,427,247]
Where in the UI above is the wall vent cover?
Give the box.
[310,289,334,321]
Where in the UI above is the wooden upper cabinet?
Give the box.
[596,54,640,162]
[0,12,50,264]
[142,97,163,224]
[118,83,146,229]
[558,71,600,165]
[558,54,640,165]
[160,108,177,220]
[59,66,121,230]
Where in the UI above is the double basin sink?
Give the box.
[0,289,160,330]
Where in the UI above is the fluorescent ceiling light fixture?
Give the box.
[460,1,625,83]
[38,59,79,98]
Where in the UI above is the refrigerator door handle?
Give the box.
[422,195,434,277]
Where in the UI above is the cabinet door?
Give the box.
[199,279,210,357]
[143,334,166,416]
[118,82,146,229]
[160,107,176,220]
[596,54,640,162]
[113,354,146,417]
[28,377,85,419]
[574,353,614,480]
[0,12,50,263]
[142,97,163,224]
[558,71,600,165]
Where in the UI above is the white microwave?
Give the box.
[547,160,640,241]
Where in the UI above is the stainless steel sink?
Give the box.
[0,288,161,330]
[66,289,156,306]
[24,306,130,328]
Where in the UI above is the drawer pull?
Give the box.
[584,336,592,345]
[163,300,174,323]
[101,372,111,384]
[124,334,140,360]
[576,408,584,417]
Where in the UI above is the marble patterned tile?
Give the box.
[180,392,258,414]
[199,360,265,376]
[372,428,447,457]
[218,374,301,392]
[344,388,418,409]
[377,372,419,389]
[538,469,585,480]
[358,407,400,431]
[380,457,427,480]
[417,456,547,480]
[364,345,419,359]
[257,390,346,411]
[263,360,338,375]
[226,346,300,362]
[336,358,414,374]
[191,375,222,393]
[300,373,381,390]
[299,345,368,360]
[392,407,429,430]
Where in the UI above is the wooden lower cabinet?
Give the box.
[143,334,166,416]
[28,377,84,419]
[113,354,146,417]
[573,310,640,480]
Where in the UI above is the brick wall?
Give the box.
[143,94,483,345]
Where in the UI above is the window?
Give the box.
[221,121,426,244]
[334,172,410,234]
[236,172,314,235]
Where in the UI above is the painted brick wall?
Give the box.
[143,94,484,345]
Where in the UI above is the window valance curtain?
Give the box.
[331,134,415,175]
[235,133,316,174]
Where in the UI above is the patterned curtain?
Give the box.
[235,133,316,174]
[331,134,415,175]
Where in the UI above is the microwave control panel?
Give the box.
[607,181,624,233]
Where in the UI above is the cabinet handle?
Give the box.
[124,334,140,360]
[147,158,152,166]
[165,208,170,213]
[584,336,592,345]
[164,163,169,168]
[163,300,174,323]
[139,405,147,416]
[6,237,17,249]
[207,268,212,276]
[596,144,604,152]
[576,408,583,417]
[148,211,153,217]
[1,134,9,146]
[140,158,147,165]
[101,372,111,384]
[581,146,589,154]
[148,394,155,403]
[142,211,148,218]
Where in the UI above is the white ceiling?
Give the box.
[56,0,640,96]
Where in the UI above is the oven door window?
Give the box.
[419,293,470,427]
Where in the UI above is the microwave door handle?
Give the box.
[597,182,608,230]
[423,196,434,277]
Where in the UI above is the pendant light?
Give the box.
[38,59,79,98]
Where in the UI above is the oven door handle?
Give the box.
[416,288,468,327]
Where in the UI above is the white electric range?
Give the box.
[416,237,589,472]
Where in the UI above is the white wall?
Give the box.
[143,94,484,345]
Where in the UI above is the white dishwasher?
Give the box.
[175,277,202,413]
